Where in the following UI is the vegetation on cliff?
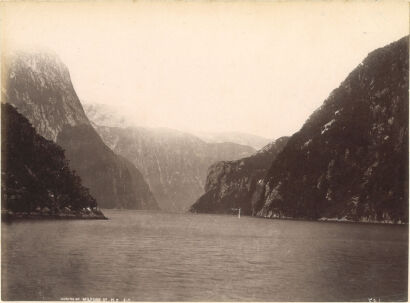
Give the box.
[2,51,158,210]
[255,36,408,223]
[190,137,289,215]
[1,103,105,219]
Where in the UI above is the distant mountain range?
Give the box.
[2,51,158,210]
[191,36,409,224]
[83,103,271,150]
[83,107,257,211]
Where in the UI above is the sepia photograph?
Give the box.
[0,0,408,301]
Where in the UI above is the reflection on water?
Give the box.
[2,210,408,301]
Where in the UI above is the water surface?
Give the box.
[2,210,408,301]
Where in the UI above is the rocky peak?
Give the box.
[2,51,90,141]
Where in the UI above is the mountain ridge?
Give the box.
[254,36,409,223]
[2,51,158,210]
[84,103,271,150]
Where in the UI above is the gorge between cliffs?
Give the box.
[1,3,408,301]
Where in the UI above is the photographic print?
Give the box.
[0,0,408,301]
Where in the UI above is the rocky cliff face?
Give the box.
[1,103,105,219]
[255,36,408,223]
[2,51,89,141]
[190,137,289,215]
[2,51,158,210]
[85,123,256,211]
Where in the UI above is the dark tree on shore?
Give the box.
[1,103,97,212]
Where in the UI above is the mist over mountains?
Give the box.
[84,104,256,211]
[1,36,408,224]
[83,103,271,150]
[1,50,257,213]
[1,2,408,302]
[190,131,271,150]
[2,51,158,210]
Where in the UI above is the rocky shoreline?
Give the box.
[317,217,407,225]
[192,211,407,225]
[254,214,407,225]
[1,208,108,221]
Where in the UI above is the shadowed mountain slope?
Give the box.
[254,36,408,223]
[1,103,105,219]
[2,51,158,209]
[86,123,256,211]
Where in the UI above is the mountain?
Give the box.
[2,51,89,142]
[193,131,272,150]
[1,103,105,219]
[85,123,256,211]
[2,51,158,210]
[254,36,409,223]
[190,137,289,215]
[56,124,157,209]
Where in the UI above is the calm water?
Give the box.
[1,210,408,301]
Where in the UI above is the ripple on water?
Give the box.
[2,210,408,301]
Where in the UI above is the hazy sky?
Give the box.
[1,1,408,139]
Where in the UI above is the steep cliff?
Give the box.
[1,103,105,219]
[2,51,89,142]
[85,123,256,211]
[57,124,157,209]
[190,137,289,215]
[2,51,158,210]
[255,36,409,223]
